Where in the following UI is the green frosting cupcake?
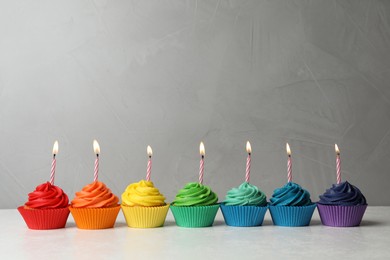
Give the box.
[172,182,218,206]
[223,182,267,206]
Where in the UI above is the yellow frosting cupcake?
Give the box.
[121,180,169,228]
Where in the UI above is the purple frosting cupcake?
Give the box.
[317,181,367,227]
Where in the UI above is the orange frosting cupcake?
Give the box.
[69,181,120,229]
[71,181,118,208]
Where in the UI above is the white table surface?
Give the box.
[1,207,389,259]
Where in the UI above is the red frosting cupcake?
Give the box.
[18,182,70,230]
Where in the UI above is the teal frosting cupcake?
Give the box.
[224,182,267,206]
[221,182,268,227]
[269,182,316,227]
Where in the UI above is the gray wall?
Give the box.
[1,0,389,208]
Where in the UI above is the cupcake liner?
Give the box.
[170,204,220,228]
[121,204,170,228]
[317,203,367,227]
[269,203,316,227]
[69,205,120,229]
[220,204,268,227]
[18,206,70,230]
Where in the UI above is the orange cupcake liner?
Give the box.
[18,206,70,230]
[69,205,121,229]
[121,204,170,228]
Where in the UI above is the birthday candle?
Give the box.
[93,140,100,182]
[49,141,59,185]
[286,143,292,183]
[199,142,205,184]
[146,145,153,181]
[245,141,252,183]
[335,144,341,184]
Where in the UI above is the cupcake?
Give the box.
[220,182,268,227]
[69,181,120,229]
[121,180,169,228]
[268,182,316,226]
[18,182,70,230]
[317,181,367,227]
[170,182,219,228]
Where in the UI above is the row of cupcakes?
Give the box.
[18,141,367,230]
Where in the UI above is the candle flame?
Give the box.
[199,142,205,156]
[52,141,59,155]
[93,140,100,155]
[286,143,291,156]
[246,141,252,154]
[147,145,153,157]
[335,144,340,155]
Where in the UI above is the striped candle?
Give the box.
[199,142,205,184]
[93,140,100,182]
[146,145,153,181]
[49,141,58,185]
[286,143,292,183]
[335,144,341,184]
[245,141,251,183]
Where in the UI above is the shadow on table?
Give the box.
[213,220,225,226]
[360,220,384,226]
[65,222,76,228]
[309,219,322,226]
[163,220,177,227]
[114,222,128,228]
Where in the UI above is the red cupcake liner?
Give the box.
[18,206,70,230]
[317,204,367,227]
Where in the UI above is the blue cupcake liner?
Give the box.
[268,203,316,227]
[220,204,268,227]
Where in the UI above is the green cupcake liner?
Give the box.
[170,204,220,228]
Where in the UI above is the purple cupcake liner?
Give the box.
[220,204,268,227]
[317,203,367,227]
[268,204,316,227]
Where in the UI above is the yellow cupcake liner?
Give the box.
[121,204,170,228]
[69,205,120,229]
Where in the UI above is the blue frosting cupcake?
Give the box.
[268,182,316,226]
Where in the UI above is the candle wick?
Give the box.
[53,154,56,159]
[248,153,251,156]
[149,156,151,159]
[201,155,204,159]
[96,154,99,158]
[288,155,291,158]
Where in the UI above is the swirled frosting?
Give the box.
[223,182,267,206]
[172,182,218,206]
[71,181,119,208]
[270,182,312,206]
[122,180,166,207]
[25,182,69,209]
[318,181,367,206]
